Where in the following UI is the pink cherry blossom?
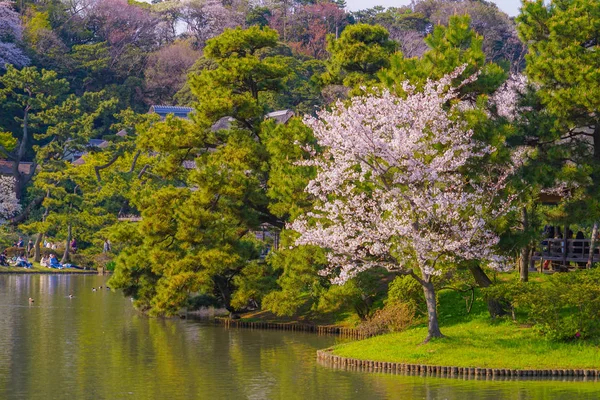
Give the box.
[290,66,515,286]
[0,175,21,223]
[0,2,30,68]
[490,73,528,121]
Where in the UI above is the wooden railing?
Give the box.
[532,239,600,265]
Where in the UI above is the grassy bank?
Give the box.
[331,317,600,369]
[331,272,600,370]
[0,262,95,274]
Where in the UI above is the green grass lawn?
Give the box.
[0,261,94,273]
[332,317,600,369]
[331,272,600,370]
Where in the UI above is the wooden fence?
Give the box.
[214,318,371,340]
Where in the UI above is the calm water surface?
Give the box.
[0,274,598,400]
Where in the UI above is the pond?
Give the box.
[0,274,598,400]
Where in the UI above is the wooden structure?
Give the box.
[531,239,600,271]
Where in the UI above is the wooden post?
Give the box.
[587,222,598,269]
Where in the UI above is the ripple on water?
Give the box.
[0,274,598,400]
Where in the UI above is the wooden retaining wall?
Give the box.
[214,318,371,339]
[316,348,600,381]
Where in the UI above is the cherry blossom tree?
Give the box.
[0,1,30,68]
[181,0,244,47]
[0,175,20,224]
[290,68,514,341]
[490,73,528,121]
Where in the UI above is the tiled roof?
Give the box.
[72,157,86,166]
[0,160,34,175]
[149,105,194,119]
[88,139,109,148]
[265,110,294,124]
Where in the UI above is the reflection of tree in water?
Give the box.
[1,275,597,399]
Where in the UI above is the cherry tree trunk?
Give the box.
[421,278,443,342]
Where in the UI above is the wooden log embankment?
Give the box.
[315,348,600,381]
[214,318,372,339]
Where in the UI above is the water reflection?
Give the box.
[0,275,598,400]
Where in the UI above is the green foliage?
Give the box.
[23,9,52,44]
[323,23,396,89]
[263,118,317,220]
[190,26,291,130]
[262,232,329,316]
[188,293,222,310]
[0,64,70,197]
[386,275,426,315]
[105,260,116,272]
[0,226,19,250]
[509,0,600,243]
[264,229,390,321]
[517,0,600,127]
[380,15,506,97]
[315,269,389,320]
[0,65,69,118]
[246,6,272,27]
[231,261,278,310]
[484,270,600,341]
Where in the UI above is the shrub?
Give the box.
[0,227,19,250]
[358,301,416,337]
[40,247,64,257]
[483,270,600,341]
[314,268,389,320]
[94,252,113,266]
[386,275,426,315]
[106,261,116,272]
[4,247,26,257]
[188,294,222,310]
[70,253,95,269]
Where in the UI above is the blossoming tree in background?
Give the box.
[290,68,515,341]
[0,1,30,68]
[0,175,20,223]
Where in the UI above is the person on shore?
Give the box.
[27,239,34,255]
[51,243,57,250]
[17,237,24,248]
[0,251,8,266]
[49,254,62,269]
[103,239,111,253]
[70,238,77,253]
[40,255,50,267]
[16,255,32,268]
